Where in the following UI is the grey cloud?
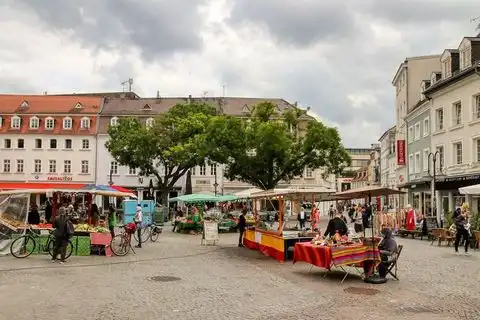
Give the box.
[228,0,364,47]
[12,0,207,60]
[0,77,37,94]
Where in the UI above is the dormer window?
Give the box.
[110,117,119,126]
[145,118,154,128]
[431,73,437,85]
[459,39,472,70]
[142,104,152,111]
[242,104,250,113]
[29,116,39,129]
[63,117,73,129]
[74,102,83,109]
[20,100,29,108]
[80,117,90,129]
[45,117,55,130]
[11,116,21,129]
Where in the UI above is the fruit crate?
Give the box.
[26,235,50,255]
[71,236,91,256]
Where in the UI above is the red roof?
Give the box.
[0,182,86,190]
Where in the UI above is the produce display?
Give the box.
[74,224,109,233]
[0,217,22,228]
[311,232,356,247]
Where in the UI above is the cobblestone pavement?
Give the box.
[0,224,479,320]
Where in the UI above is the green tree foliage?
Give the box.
[205,102,351,190]
[105,102,217,205]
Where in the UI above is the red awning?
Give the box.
[111,185,135,193]
[0,182,86,190]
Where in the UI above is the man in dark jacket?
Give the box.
[237,210,247,247]
[454,210,470,254]
[52,207,69,263]
[324,212,348,238]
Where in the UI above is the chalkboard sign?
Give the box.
[425,217,438,231]
[202,221,219,245]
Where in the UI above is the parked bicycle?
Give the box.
[110,223,137,256]
[10,226,73,259]
[133,222,162,244]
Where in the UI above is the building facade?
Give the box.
[0,95,103,204]
[392,55,441,209]
[336,148,373,192]
[379,126,397,210]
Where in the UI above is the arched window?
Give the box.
[63,117,73,129]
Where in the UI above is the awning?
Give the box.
[111,185,135,193]
[0,182,85,190]
[334,185,405,199]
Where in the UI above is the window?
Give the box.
[11,116,21,129]
[50,139,57,149]
[64,160,71,174]
[34,160,42,173]
[408,126,413,143]
[82,139,89,149]
[474,96,480,120]
[17,139,24,149]
[423,149,430,173]
[45,117,54,130]
[442,59,451,78]
[453,142,463,165]
[35,139,42,149]
[453,102,462,125]
[49,160,56,173]
[0,117,2,127]
[110,161,118,175]
[408,154,414,174]
[65,139,72,149]
[191,167,196,175]
[199,164,206,176]
[63,117,72,129]
[305,166,313,178]
[3,160,10,173]
[435,108,444,131]
[210,164,217,176]
[476,140,480,162]
[29,116,39,129]
[461,47,471,69]
[415,152,420,173]
[80,117,90,129]
[16,159,24,173]
[128,167,136,175]
[436,146,444,170]
[414,122,420,140]
[3,139,11,149]
[81,160,89,174]
[110,117,119,126]
[423,118,429,137]
[145,118,154,128]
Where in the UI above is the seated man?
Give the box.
[324,212,348,238]
[377,227,397,278]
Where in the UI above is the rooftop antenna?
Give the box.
[121,78,134,92]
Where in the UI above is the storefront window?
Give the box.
[413,193,420,211]
[424,193,432,216]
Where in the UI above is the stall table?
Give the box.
[293,242,380,282]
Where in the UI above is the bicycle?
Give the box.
[10,226,73,259]
[110,224,136,256]
[133,222,162,243]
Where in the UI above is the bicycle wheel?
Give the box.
[10,236,35,258]
[150,229,160,242]
[110,234,130,256]
[48,238,73,260]
[133,227,149,244]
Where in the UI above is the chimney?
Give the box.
[44,91,48,95]
[156,90,160,99]
[188,94,192,104]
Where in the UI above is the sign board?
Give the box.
[202,221,219,244]
[47,176,73,182]
[254,231,262,244]
[397,140,405,165]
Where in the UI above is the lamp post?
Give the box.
[427,151,443,227]
[213,169,218,196]
[108,169,113,186]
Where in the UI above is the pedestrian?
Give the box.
[134,204,143,248]
[454,207,470,255]
[108,204,116,239]
[45,199,52,223]
[348,205,355,223]
[237,209,247,247]
[328,205,335,220]
[354,206,364,234]
[52,207,70,264]
[299,205,306,231]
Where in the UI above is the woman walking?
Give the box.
[52,207,69,264]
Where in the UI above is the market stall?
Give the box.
[242,188,338,261]
[0,187,133,257]
[169,194,219,233]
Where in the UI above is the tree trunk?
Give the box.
[160,189,169,224]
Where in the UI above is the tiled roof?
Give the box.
[0,95,103,114]
[0,115,97,135]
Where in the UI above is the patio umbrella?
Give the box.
[459,184,480,195]
[169,193,220,203]
[217,194,238,202]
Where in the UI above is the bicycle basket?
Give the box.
[125,222,137,234]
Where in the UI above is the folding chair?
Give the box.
[385,244,403,281]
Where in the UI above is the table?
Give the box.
[293,242,380,282]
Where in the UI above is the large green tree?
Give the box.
[205,101,351,190]
[106,102,217,212]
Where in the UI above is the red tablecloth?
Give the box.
[293,242,380,270]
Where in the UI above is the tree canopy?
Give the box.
[205,101,351,190]
[105,101,217,202]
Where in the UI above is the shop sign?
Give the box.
[396,140,405,165]
[443,174,480,183]
[47,176,73,182]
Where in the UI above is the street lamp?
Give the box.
[108,169,114,186]
[427,151,444,227]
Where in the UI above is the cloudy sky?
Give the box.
[1,0,478,147]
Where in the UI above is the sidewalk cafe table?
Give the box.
[293,242,381,283]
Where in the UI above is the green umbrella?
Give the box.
[216,194,238,202]
[169,193,220,203]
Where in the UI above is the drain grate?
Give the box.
[150,276,181,282]
[344,287,380,295]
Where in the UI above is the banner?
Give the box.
[397,140,405,165]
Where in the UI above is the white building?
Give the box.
[0,95,103,204]
[379,126,398,209]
